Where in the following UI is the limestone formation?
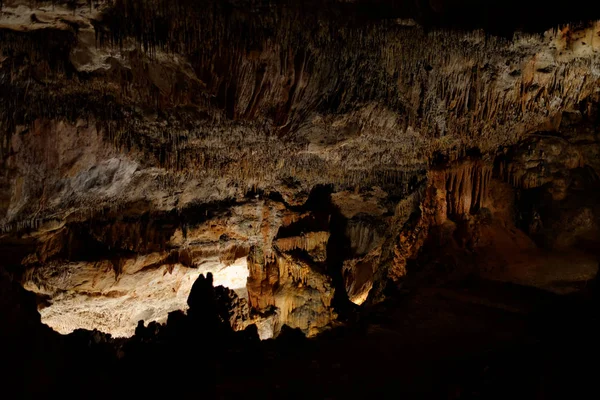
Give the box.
[1,0,600,341]
[3,2,600,399]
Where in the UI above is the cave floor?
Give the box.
[218,279,600,399]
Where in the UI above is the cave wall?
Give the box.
[1,0,600,338]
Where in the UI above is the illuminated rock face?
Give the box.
[24,257,249,337]
[247,244,336,337]
[1,0,600,339]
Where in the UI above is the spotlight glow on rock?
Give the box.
[28,257,250,338]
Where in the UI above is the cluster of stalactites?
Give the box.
[273,231,329,254]
[444,162,493,218]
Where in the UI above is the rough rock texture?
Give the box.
[23,256,250,337]
[3,2,600,227]
[246,205,336,336]
[1,0,600,339]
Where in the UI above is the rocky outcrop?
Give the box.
[247,242,336,337]
[495,126,600,251]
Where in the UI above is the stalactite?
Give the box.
[441,161,492,218]
[1,2,599,236]
[274,231,330,254]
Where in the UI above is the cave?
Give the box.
[2,0,600,398]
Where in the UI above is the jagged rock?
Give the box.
[214,284,251,331]
[497,136,584,194]
[331,187,389,220]
[343,249,381,305]
[247,244,336,337]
